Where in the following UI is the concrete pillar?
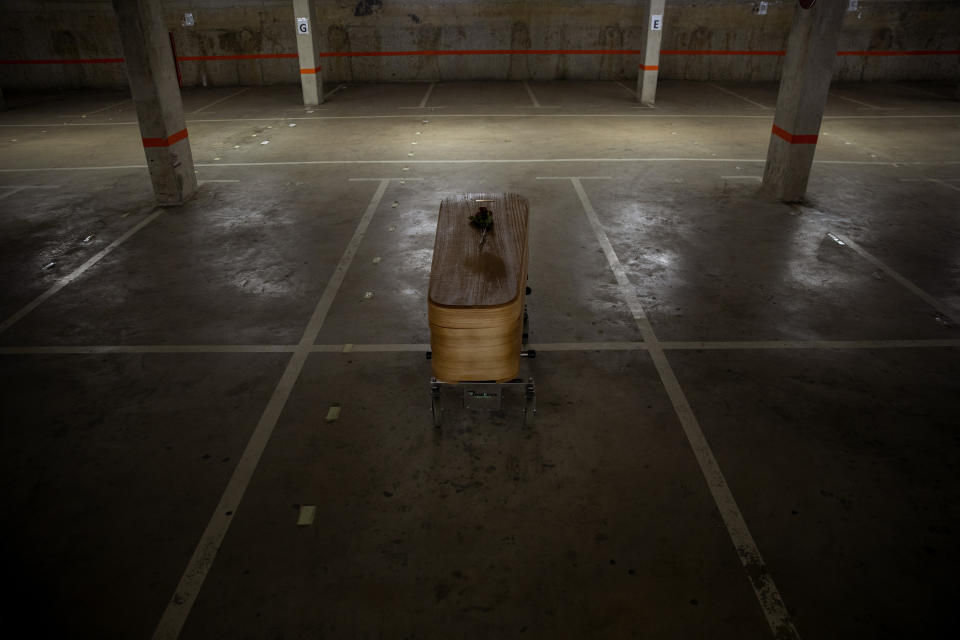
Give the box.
[636,0,665,105]
[761,1,846,202]
[294,0,323,106]
[113,0,196,205]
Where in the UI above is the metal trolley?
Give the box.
[427,288,536,427]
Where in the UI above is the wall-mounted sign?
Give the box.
[296,17,309,35]
[847,0,858,10]
[182,12,194,27]
[650,14,663,31]
[757,2,768,15]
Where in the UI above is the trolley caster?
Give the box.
[425,351,432,360]
[523,378,536,427]
[526,286,532,295]
[430,380,442,427]
[521,349,536,358]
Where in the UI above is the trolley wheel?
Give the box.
[431,393,443,427]
[524,398,536,427]
[523,379,536,427]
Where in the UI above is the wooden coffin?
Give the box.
[428,193,530,383]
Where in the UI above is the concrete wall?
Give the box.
[1,0,957,89]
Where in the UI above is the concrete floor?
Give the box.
[1,80,958,639]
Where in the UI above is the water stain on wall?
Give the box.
[415,25,442,80]
[508,21,531,80]
[354,0,383,19]
[328,25,352,81]
[599,25,624,79]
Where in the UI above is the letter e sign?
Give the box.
[296,17,309,35]
[650,14,663,31]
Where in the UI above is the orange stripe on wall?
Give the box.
[176,53,298,61]
[661,49,785,56]
[771,124,818,145]
[836,49,960,56]
[0,57,125,64]
[142,128,188,148]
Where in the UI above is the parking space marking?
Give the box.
[832,232,960,325]
[0,186,28,200]
[661,339,960,350]
[615,81,636,97]
[898,177,960,193]
[706,83,771,109]
[529,341,646,351]
[568,176,800,640]
[3,338,957,356]
[58,97,132,118]
[323,84,347,101]
[190,87,251,114]
[418,82,435,108]
[522,81,542,108]
[721,175,762,180]
[348,177,425,182]
[7,158,957,174]
[536,176,612,180]
[0,345,298,354]
[828,91,903,110]
[0,209,164,335]
[4,114,960,128]
[151,179,390,640]
[3,157,956,175]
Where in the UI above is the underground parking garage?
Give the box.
[1,0,959,638]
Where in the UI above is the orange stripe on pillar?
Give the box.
[142,128,189,148]
[639,64,659,70]
[300,67,321,74]
[771,124,818,145]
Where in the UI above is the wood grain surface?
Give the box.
[429,193,529,308]
[428,193,530,382]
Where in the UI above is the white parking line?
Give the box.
[615,81,636,97]
[0,186,27,200]
[523,81,542,108]
[529,341,646,351]
[58,97,132,118]
[898,178,960,193]
[348,177,425,181]
[707,83,771,109]
[418,82,435,108]
[0,184,59,199]
[535,176,612,180]
[7,157,957,174]
[568,176,800,640]
[832,232,960,325]
[3,338,957,356]
[3,114,959,128]
[151,178,391,640]
[721,175,762,180]
[0,209,164,335]
[661,339,960,350]
[0,345,297,354]
[828,91,903,110]
[323,84,347,101]
[190,87,251,114]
